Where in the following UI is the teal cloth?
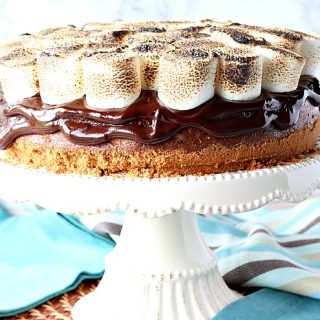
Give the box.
[1,197,320,318]
[213,289,320,320]
[0,204,115,317]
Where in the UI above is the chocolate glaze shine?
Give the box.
[0,76,320,149]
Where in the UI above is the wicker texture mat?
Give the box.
[5,281,247,320]
[4,279,99,320]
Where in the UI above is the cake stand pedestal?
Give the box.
[0,142,320,320]
[73,210,236,320]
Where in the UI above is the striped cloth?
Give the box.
[84,190,320,299]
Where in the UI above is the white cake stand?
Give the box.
[0,140,320,320]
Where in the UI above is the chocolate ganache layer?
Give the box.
[0,75,320,150]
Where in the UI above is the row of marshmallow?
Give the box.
[0,40,316,111]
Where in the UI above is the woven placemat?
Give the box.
[4,279,99,320]
[5,281,248,320]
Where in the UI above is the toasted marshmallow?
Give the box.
[231,24,303,53]
[0,48,38,103]
[125,31,176,47]
[88,29,133,47]
[174,38,218,51]
[214,47,263,101]
[85,40,128,54]
[1,19,318,113]
[36,28,88,50]
[200,19,232,28]
[208,27,267,49]
[207,26,305,94]
[37,45,84,104]
[83,21,132,35]
[36,25,77,38]
[156,20,193,31]
[158,48,218,110]
[131,41,175,90]
[41,38,88,51]
[82,22,115,32]
[208,27,305,93]
[208,26,241,46]
[82,51,141,110]
[299,32,320,80]
[258,46,305,92]
[0,34,38,58]
[0,42,20,59]
[126,21,167,34]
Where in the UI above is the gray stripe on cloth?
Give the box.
[93,222,122,237]
[297,216,320,234]
[279,238,320,248]
[223,260,301,285]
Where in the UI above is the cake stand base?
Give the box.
[72,210,239,320]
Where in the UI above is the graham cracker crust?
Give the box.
[1,118,319,178]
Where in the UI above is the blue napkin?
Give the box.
[0,203,115,317]
[213,289,320,320]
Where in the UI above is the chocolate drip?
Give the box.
[0,76,320,149]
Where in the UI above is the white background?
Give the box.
[0,0,320,41]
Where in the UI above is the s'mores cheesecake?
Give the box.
[0,20,319,177]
